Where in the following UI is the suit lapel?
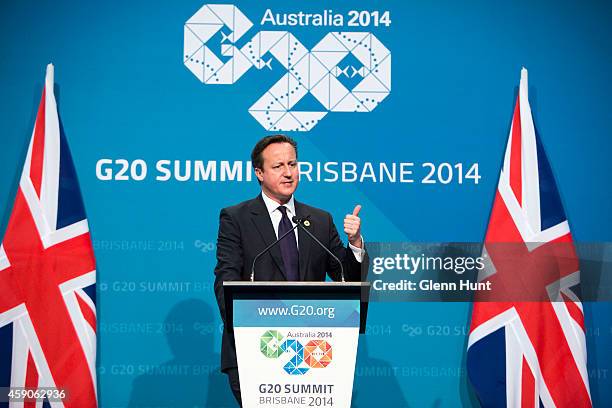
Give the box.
[295,200,312,280]
[249,195,286,279]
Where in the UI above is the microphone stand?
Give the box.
[293,216,346,283]
[250,223,300,281]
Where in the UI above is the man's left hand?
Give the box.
[344,205,362,248]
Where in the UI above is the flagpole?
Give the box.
[46,63,54,87]
[520,67,528,100]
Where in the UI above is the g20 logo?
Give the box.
[184,4,391,131]
[260,330,332,375]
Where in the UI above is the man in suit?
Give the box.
[213,134,367,405]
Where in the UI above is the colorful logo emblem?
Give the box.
[260,330,333,375]
[184,4,391,131]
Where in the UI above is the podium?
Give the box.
[223,281,370,408]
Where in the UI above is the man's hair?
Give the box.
[250,134,298,170]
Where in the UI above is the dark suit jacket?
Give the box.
[213,194,367,372]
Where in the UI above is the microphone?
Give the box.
[250,221,300,281]
[292,215,346,283]
[291,215,309,224]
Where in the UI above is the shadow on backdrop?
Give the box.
[128,299,235,407]
[0,85,45,242]
[352,336,410,407]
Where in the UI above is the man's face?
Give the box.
[256,142,299,204]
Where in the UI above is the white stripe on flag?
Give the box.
[518,68,542,234]
[41,64,61,233]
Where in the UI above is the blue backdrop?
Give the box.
[1,0,610,406]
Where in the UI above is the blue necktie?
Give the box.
[277,206,299,281]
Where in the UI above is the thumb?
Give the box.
[352,204,362,217]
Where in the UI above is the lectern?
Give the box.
[223,281,370,408]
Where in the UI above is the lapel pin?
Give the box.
[303,220,311,227]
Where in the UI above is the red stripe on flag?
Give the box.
[76,291,97,333]
[485,191,524,243]
[510,97,522,205]
[471,190,523,329]
[563,293,585,329]
[24,352,38,408]
[0,265,23,313]
[47,232,96,283]
[517,302,591,407]
[30,88,46,198]
[521,357,536,408]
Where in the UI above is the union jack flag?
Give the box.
[0,65,97,407]
[467,68,592,407]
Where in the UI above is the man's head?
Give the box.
[251,135,299,204]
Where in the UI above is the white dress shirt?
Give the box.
[261,192,364,262]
